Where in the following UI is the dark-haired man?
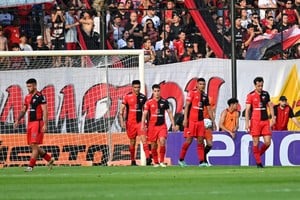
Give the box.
[119,80,147,166]
[245,77,275,168]
[14,78,54,172]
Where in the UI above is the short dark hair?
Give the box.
[152,84,160,90]
[132,80,140,85]
[197,78,206,83]
[227,98,239,106]
[253,77,264,85]
[26,78,37,84]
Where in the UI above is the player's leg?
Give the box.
[151,142,159,167]
[251,136,263,167]
[178,136,192,167]
[25,143,39,172]
[126,124,138,166]
[260,135,271,155]
[158,137,167,167]
[204,128,213,165]
[140,134,152,165]
[260,121,272,156]
[197,136,207,167]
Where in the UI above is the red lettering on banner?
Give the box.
[82,84,131,119]
[59,85,77,119]
[0,85,23,123]
[0,77,224,131]
[41,85,55,121]
[159,81,184,113]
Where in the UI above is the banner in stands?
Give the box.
[0,0,53,8]
[0,59,300,166]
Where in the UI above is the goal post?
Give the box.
[0,49,146,167]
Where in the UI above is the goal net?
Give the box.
[0,50,145,167]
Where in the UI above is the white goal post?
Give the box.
[0,49,147,167]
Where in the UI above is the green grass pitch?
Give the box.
[1,166,300,200]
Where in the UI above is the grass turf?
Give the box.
[1,166,300,200]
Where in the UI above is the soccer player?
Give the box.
[272,96,300,130]
[245,77,275,168]
[178,78,216,167]
[141,84,175,167]
[119,80,148,166]
[219,98,240,139]
[14,78,54,172]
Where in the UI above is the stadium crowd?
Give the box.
[0,0,300,69]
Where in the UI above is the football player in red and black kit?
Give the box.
[14,78,54,172]
[178,78,216,167]
[141,84,175,167]
[245,77,275,168]
[119,80,148,166]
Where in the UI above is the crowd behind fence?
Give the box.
[0,0,300,70]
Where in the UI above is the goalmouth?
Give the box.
[0,49,147,167]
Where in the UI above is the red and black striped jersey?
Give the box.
[122,92,147,123]
[144,98,170,126]
[24,91,46,122]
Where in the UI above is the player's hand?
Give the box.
[171,124,176,132]
[13,121,19,129]
[120,120,126,129]
[42,125,48,133]
[183,119,188,127]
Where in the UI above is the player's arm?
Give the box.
[167,109,176,131]
[183,101,191,127]
[141,109,148,131]
[41,103,48,132]
[119,103,126,128]
[219,110,230,132]
[245,103,251,131]
[14,105,28,129]
[234,111,240,132]
[267,101,275,126]
[207,105,216,130]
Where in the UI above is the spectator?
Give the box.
[51,5,65,67]
[0,26,8,66]
[0,26,8,51]
[116,2,130,27]
[225,16,247,59]
[155,31,174,51]
[32,35,51,68]
[276,14,291,32]
[121,36,135,49]
[79,10,100,50]
[19,34,33,67]
[261,9,275,27]
[142,38,156,64]
[173,30,186,61]
[154,46,177,65]
[141,6,161,29]
[117,30,130,49]
[262,16,278,34]
[292,43,300,58]
[125,11,143,48]
[219,98,240,139]
[170,12,184,41]
[65,4,80,51]
[108,15,125,47]
[143,19,159,46]
[249,12,263,36]
[181,43,196,62]
[296,0,300,15]
[163,0,176,25]
[3,18,20,49]
[243,23,256,53]
[8,43,26,69]
[272,96,300,130]
[276,0,300,25]
[258,0,277,19]
[241,9,252,29]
